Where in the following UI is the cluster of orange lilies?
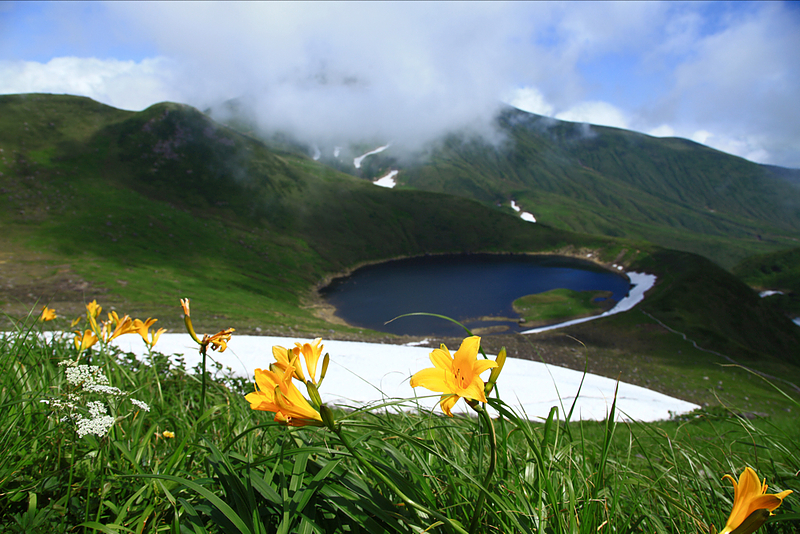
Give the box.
[41,302,166,353]
[42,302,793,533]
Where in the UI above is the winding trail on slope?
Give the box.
[640,310,800,394]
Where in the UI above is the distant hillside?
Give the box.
[384,108,800,269]
[733,247,800,319]
[1,93,798,370]
[0,94,597,327]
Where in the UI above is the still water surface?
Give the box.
[320,254,630,336]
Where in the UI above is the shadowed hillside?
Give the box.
[1,93,798,388]
[389,108,800,268]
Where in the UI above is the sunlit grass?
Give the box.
[1,304,797,533]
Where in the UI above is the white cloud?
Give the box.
[505,87,555,117]
[647,124,675,138]
[0,56,183,111]
[690,130,713,146]
[1,2,798,167]
[556,101,630,129]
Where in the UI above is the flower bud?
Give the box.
[306,381,323,409]
[319,404,336,431]
[485,347,506,396]
[729,509,770,534]
[318,353,330,387]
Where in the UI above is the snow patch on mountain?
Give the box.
[354,144,390,169]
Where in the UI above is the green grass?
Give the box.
[733,247,800,317]
[2,93,799,393]
[513,288,613,325]
[394,107,800,270]
[1,316,798,533]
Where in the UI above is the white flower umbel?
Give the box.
[76,413,116,438]
[130,398,150,412]
[61,361,111,389]
[45,359,151,439]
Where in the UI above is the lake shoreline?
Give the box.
[309,248,632,330]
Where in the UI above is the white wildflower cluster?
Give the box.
[76,401,116,437]
[61,361,110,388]
[43,359,151,439]
[130,398,150,412]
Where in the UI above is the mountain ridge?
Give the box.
[1,93,799,380]
[215,101,800,269]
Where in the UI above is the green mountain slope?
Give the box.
[733,247,800,319]
[382,108,800,268]
[0,94,595,327]
[1,93,798,375]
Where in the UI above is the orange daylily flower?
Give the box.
[100,313,137,342]
[40,306,57,322]
[410,336,498,417]
[272,338,328,386]
[179,298,233,352]
[134,317,166,349]
[718,467,793,534]
[86,300,102,319]
[86,300,102,331]
[201,328,235,353]
[245,364,323,427]
[74,329,98,352]
[180,298,191,317]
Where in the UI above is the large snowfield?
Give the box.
[114,331,699,422]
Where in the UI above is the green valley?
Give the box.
[2,93,800,415]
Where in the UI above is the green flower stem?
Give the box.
[94,443,106,523]
[65,437,76,517]
[468,403,497,534]
[200,346,207,417]
[332,424,469,534]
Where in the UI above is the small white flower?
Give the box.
[76,414,115,438]
[86,400,107,419]
[130,398,150,412]
[83,384,126,396]
[65,364,110,389]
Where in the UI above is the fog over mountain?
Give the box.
[2,2,799,167]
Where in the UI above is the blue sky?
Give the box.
[2,1,799,167]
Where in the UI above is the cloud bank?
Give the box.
[1,2,799,166]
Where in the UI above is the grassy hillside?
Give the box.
[388,108,800,269]
[733,246,800,318]
[1,94,799,413]
[0,94,600,331]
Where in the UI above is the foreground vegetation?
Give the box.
[1,305,798,533]
[2,93,800,532]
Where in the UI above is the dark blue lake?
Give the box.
[319,254,631,336]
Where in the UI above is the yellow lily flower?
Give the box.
[100,314,137,342]
[133,317,157,338]
[86,300,102,319]
[180,298,191,317]
[201,328,235,353]
[86,300,102,332]
[718,467,793,534]
[410,336,498,417]
[40,306,57,322]
[245,364,323,427]
[134,318,166,349]
[179,298,233,352]
[74,329,98,352]
[272,338,328,386]
[149,328,167,349]
[272,345,307,382]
